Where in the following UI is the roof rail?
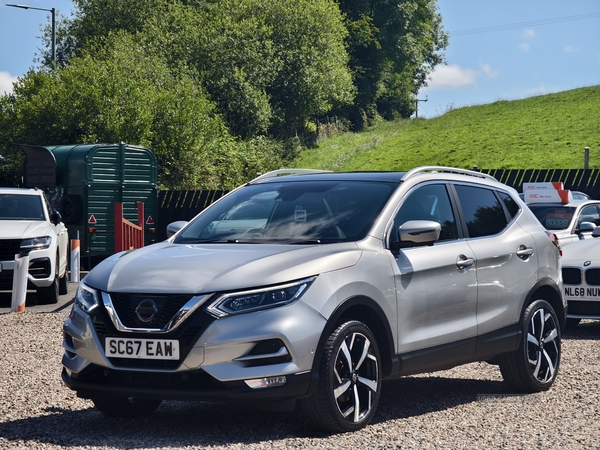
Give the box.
[250,168,332,183]
[401,166,497,182]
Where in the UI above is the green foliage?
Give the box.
[0,34,236,189]
[62,0,355,139]
[295,86,600,171]
[338,0,448,126]
[3,0,449,189]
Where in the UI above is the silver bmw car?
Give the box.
[62,167,565,432]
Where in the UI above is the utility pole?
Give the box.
[415,96,428,119]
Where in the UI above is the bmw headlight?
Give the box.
[75,282,100,313]
[206,277,316,318]
[20,236,52,252]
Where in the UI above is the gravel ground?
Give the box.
[1,310,599,450]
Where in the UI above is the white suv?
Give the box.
[0,188,69,303]
[62,167,565,432]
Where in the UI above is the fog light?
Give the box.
[244,376,287,389]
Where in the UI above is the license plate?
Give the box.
[105,337,180,360]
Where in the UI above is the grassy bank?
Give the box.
[296,85,600,171]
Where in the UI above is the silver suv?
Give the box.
[62,167,565,432]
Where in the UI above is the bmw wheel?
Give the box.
[92,396,162,417]
[301,320,381,432]
[499,299,561,392]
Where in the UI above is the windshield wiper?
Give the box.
[180,239,241,244]
[287,239,322,245]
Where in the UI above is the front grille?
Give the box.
[109,293,194,329]
[90,297,216,371]
[562,268,582,285]
[0,239,21,259]
[568,300,600,316]
[110,357,181,369]
[74,365,221,390]
[585,269,600,286]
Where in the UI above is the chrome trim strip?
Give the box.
[102,292,213,334]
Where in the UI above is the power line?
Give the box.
[450,11,600,36]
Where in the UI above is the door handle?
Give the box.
[456,254,475,270]
[516,245,534,259]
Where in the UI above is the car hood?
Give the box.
[0,220,53,240]
[561,238,600,264]
[84,241,362,293]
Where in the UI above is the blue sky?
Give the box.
[1,1,599,119]
[419,0,600,117]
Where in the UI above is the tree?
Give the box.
[60,0,356,138]
[0,33,239,189]
[338,0,448,127]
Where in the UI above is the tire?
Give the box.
[499,299,561,392]
[59,195,82,225]
[92,396,162,417]
[37,264,59,305]
[565,318,581,329]
[300,320,381,432]
[58,269,68,295]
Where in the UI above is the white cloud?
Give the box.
[518,43,530,52]
[480,63,499,79]
[427,64,477,89]
[564,45,581,53]
[0,71,17,95]
[518,29,535,53]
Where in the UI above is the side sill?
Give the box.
[389,324,520,377]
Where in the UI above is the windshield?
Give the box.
[527,204,576,230]
[174,180,396,244]
[0,194,45,221]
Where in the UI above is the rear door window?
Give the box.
[454,185,508,238]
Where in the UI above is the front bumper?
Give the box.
[564,283,600,319]
[62,296,326,402]
[566,298,600,319]
[0,257,54,290]
[61,366,316,403]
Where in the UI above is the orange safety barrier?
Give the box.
[114,202,145,253]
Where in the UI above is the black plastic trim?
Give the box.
[62,368,313,403]
[395,323,520,376]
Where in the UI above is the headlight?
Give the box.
[20,236,52,251]
[206,277,316,318]
[75,282,100,313]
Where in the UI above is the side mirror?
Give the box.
[51,210,62,225]
[166,221,188,238]
[578,221,596,233]
[393,220,441,249]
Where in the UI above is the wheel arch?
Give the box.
[311,296,398,378]
[523,278,565,332]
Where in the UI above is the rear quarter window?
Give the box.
[498,191,520,219]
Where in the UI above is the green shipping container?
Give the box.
[18,142,158,263]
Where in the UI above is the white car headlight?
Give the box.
[75,282,100,313]
[206,277,316,318]
[20,236,52,251]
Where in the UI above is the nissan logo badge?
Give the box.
[135,299,159,323]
